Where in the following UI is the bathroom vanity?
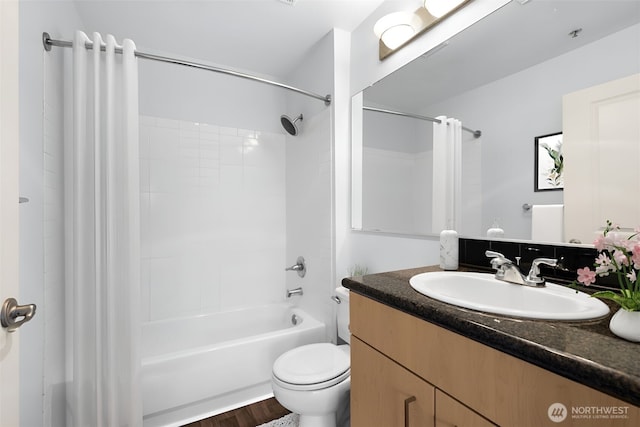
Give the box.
[343,266,640,427]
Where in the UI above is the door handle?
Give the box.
[1,298,36,332]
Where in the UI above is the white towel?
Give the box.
[531,204,564,242]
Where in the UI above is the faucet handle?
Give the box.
[526,258,558,284]
[485,250,505,259]
[285,256,306,278]
[485,250,512,271]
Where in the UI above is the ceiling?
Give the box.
[73,0,386,80]
[364,0,640,112]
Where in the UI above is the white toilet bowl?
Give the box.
[271,286,351,427]
[272,343,350,427]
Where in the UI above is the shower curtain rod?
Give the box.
[364,106,481,138]
[42,32,332,106]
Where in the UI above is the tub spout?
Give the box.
[286,287,303,298]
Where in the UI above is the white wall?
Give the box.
[363,147,419,233]
[20,1,88,426]
[424,23,640,239]
[139,59,287,133]
[284,30,336,339]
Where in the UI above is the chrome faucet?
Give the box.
[286,287,304,298]
[485,250,557,287]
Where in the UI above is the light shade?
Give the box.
[424,0,466,18]
[373,11,422,50]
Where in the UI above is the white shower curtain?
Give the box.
[432,116,462,231]
[65,31,142,426]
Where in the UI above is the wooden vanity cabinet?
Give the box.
[349,292,640,427]
[352,336,493,427]
[435,390,496,427]
[351,337,435,427]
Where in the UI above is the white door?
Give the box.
[0,0,21,425]
[563,73,640,244]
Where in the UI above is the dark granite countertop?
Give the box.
[342,265,640,407]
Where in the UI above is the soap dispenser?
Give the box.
[486,220,505,238]
[439,227,459,270]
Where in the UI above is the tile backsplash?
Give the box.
[459,237,617,289]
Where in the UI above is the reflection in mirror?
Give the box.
[356,107,481,236]
[352,0,640,243]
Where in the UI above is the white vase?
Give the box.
[609,308,640,342]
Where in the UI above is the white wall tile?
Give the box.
[220,135,244,165]
[139,123,151,159]
[149,158,180,193]
[148,193,185,258]
[148,256,200,320]
[142,116,287,322]
[156,117,181,129]
[199,123,220,135]
[141,258,150,322]
[140,193,151,258]
[140,115,156,126]
[139,158,150,192]
[219,126,238,136]
[148,127,180,160]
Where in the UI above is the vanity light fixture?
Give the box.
[424,0,467,19]
[374,11,423,50]
[375,0,474,60]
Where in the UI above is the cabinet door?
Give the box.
[351,337,435,427]
[435,390,496,427]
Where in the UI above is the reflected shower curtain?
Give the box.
[65,31,142,426]
[432,116,462,231]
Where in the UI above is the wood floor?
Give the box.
[182,397,291,427]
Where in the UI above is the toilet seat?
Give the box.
[272,343,350,391]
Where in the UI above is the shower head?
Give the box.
[280,114,303,136]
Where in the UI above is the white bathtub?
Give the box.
[142,303,325,427]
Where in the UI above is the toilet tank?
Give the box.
[335,286,350,344]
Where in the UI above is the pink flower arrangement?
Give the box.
[576,220,640,311]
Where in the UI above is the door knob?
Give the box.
[1,298,36,332]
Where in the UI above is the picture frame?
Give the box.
[534,132,564,192]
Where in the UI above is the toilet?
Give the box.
[271,286,351,427]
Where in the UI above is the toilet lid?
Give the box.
[273,343,350,386]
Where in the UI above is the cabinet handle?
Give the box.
[404,396,416,427]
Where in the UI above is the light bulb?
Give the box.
[424,0,466,18]
[373,11,422,50]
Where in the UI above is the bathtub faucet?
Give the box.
[286,287,304,298]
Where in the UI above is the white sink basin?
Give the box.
[409,272,610,321]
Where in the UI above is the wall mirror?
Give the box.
[352,0,640,243]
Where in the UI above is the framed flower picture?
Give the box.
[534,132,563,192]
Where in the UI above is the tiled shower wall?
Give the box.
[139,115,287,322]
